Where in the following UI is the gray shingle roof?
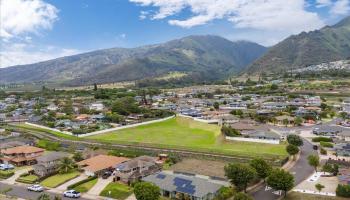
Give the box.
[36,152,68,162]
[142,172,222,198]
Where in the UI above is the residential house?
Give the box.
[33,152,68,177]
[218,115,239,126]
[47,104,58,111]
[89,103,104,111]
[334,143,350,157]
[261,102,287,110]
[77,155,129,176]
[305,96,321,107]
[313,125,343,136]
[142,171,223,200]
[0,146,44,166]
[274,115,295,127]
[114,156,161,184]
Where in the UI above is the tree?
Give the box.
[322,163,339,175]
[72,152,83,162]
[315,183,325,193]
[224,163,257,192]
[234,192,253,200]
[294,117,303,126]
[282,118,289,127]
[134,182,160,200]
[221,126,241,137]
[214,102,220,110]
[266,168,294,197]
[249,158,272,181]
[93,83,98,91]
[58,157,76,174]
[287,134,303,146]
[308,154,320,172]
[37,194,50,200]
[53,196,62,200]
[286,144,299,160]
[336,184,350,197]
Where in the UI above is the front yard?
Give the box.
[0,170,14,179]
[41,171,80,188]
[100,182,133,200]
[16,174,39,184]
[73,178,98,193]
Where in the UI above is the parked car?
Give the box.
[63,190,81,198]
[0,164,15,170]
[102,171,113,179]
[27,185,44,192]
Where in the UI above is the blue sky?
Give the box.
[1,0,349,68]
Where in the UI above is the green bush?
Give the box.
[312,137,332,142]
[320,148,327,155]
[221,126,241,137]
[336,184,350,197]
[67,176,97,190]
[214,186,235,200]
[320,141,333,148]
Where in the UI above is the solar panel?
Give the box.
[156,174,166,179]
[173,177,196,195]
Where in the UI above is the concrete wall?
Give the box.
[225,136,280,144]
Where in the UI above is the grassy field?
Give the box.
[41,171,80,188]
[88,117,287,159]
[100,183,133,200]
[73,178,98,193]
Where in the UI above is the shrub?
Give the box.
[320,141,333,148]
[320,148,327,155]
[221,126,241,137]
[336,184,350,197]
[312,137,333,142]
[214,187,235,200]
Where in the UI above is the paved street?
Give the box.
[0,182,91,200]
[250,138,316,200]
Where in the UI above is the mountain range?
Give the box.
[1,16,350,86]
[246,16,350,74]
[0,36,266,86]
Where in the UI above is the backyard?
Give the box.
[41,171,80,188]
[87,117,287,159]
[100,182,133,200]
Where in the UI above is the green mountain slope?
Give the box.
[246,16,350,74]
[0,35,266,86]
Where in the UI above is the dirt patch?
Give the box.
[169,158,229,178]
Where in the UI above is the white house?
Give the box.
[89,103,104,111]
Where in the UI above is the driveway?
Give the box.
[87,176,113,196]
[1,167,32,185]
[54,174,87,191]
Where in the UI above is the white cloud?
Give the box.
[316,0,332,8]
[0,0,80,68]
[0,42,79,68]
[0,0,58,39]
[130,0,325,36]
[330,0,350,15]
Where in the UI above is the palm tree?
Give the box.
[57,157,76,174]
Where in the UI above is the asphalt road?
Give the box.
[0,182,91,200]
[250,138,316,200]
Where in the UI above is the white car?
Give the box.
[63,190,81,198]
[0,164,14,170]
[27,184,44,192]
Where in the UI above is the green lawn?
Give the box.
[16,174,39,184]
[0,170,14,179]
[100,183,133,200]
[88,117,287,159]
[73,178,98,193]
[41,171,80,188]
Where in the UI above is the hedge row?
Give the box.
[312,137,333,142]
[67,176,97,190]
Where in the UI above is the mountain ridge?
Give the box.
[245,16,350,75]
[0,35,267,85]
